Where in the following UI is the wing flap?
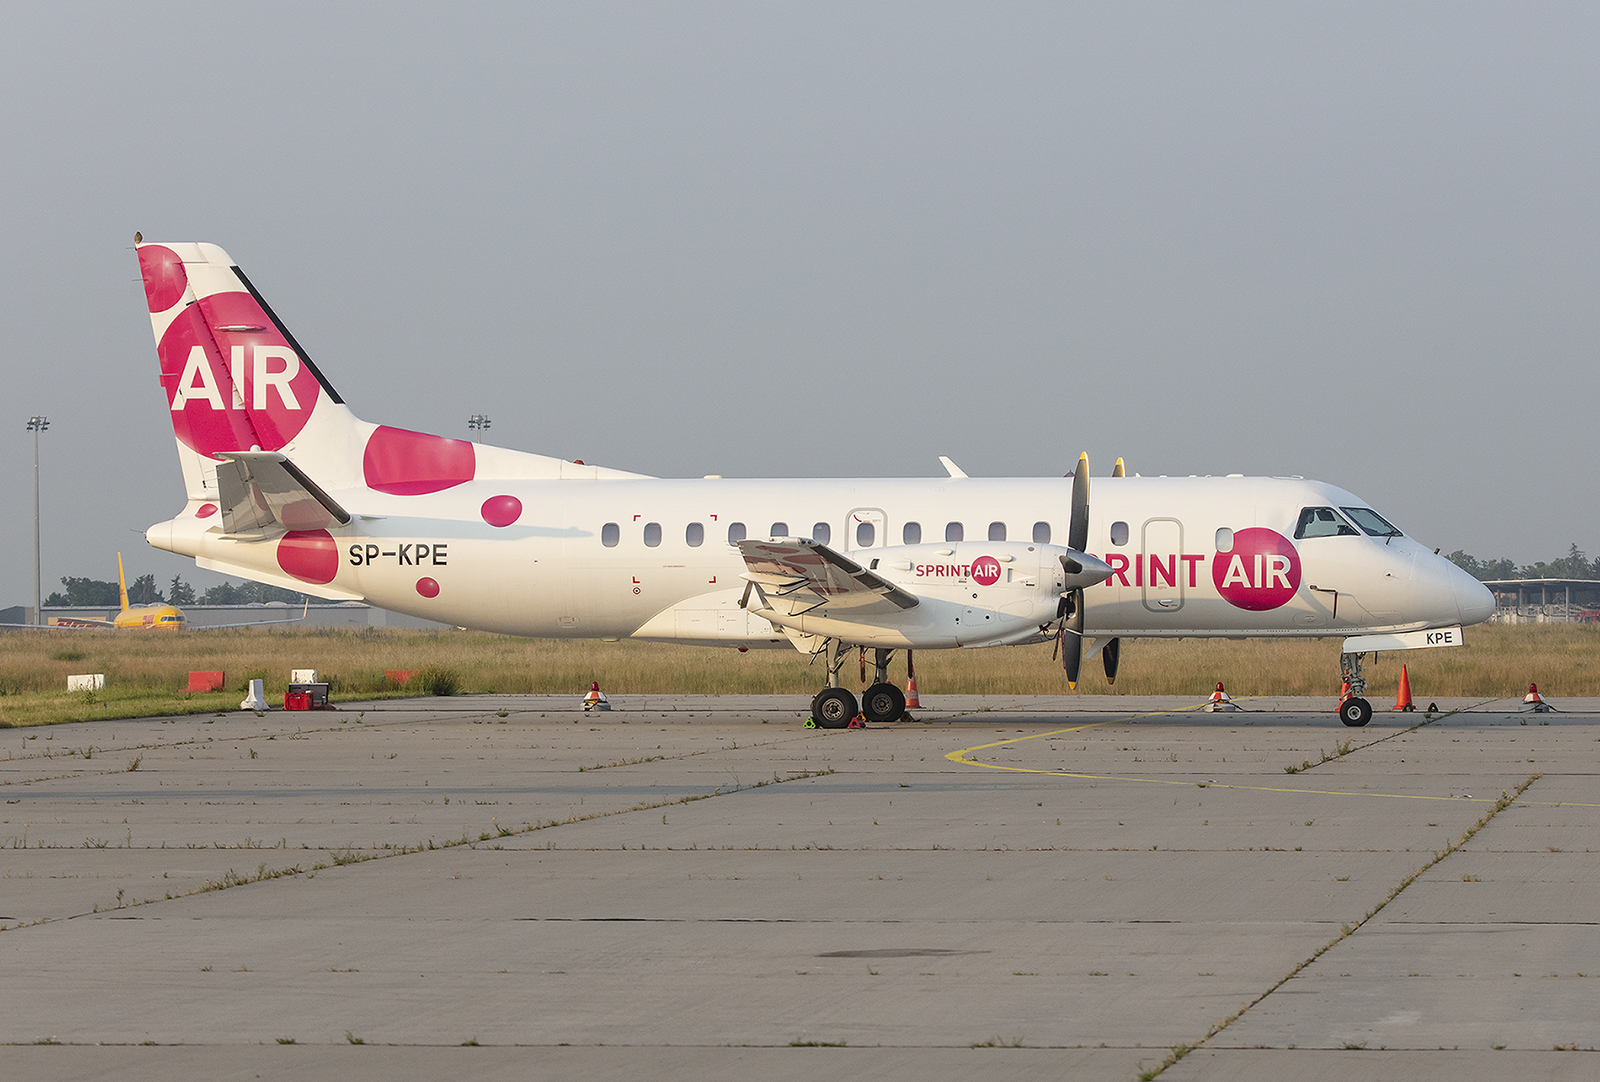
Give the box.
[736,538,919,616]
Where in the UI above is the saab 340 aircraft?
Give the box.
[133,237,1493,727]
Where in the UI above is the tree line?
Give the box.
[1445,543,1598,582]
[45,574,310,608]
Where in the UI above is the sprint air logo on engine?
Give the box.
[915,556,1003,586]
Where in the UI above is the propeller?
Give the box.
[1102,636,1120,685]
[1062,452,1092,688]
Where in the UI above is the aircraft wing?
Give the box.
[215,452,351,534]
[736,538,918,618]
[0,618,114,630]
[194,601,312,629]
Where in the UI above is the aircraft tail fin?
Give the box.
[135,237,371,502]
[116,553,129,613]
[135,237,653,515]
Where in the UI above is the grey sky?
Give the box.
[4,3,1598,603]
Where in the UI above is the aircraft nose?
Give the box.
[1451,563,1495,625]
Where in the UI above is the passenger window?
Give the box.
[1215,527,1233,552]
[812,522,831,545]
[945,522,964,542]
[727,522,746,544]
[602,522,620,547]
[685,522,704,547]
[857,521,875,547]
[988,521,1006,542]
[770,521,788,538]
[1295,507,1359,539]
[643,522,662,547]
[1032,521,1051,544]
[903,521,922,545]
[1110,521,1129,546]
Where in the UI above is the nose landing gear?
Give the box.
[1339,650,1372,727]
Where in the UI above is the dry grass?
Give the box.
[0,622,1593,727]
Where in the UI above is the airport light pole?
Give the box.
[26,416,49,626]
[468,414,491,443]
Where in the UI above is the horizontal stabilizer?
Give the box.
[216,452,351,535]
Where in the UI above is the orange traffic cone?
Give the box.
[905,675,921,709]
[1339,679,1351,702]
[582,681,610,712]
[1393,665,1415,712]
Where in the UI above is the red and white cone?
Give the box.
[905,676,921,710]
[1206,682,1237,712]
[582,681,610,712]
[1522,682,1551,713]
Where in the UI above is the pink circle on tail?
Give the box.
[363,426,476,495]
[416,577,440,598]
[137,245,187,312]
[481,494,522,527]
[196,503,218,518]
[276,530,339,585]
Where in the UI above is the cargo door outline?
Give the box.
[1142,517,1184,613]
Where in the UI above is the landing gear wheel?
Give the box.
[1339,696,1373,727]
[861,682,906,724]
[814,687,859,729]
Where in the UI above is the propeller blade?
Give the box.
[1063,589,1084,688]
[1068,452,1090,554]
[1112,457,1125,478]
[1102,636,1120,685]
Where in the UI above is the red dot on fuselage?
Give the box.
[416,577,440,598]
[481,494,522,527]
[196,503,218,518]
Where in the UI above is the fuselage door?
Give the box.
[1142,517,1185,613]
[847,507,888,551]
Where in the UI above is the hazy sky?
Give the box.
[4,3,1598,603]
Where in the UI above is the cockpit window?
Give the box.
[1294,506,1359,539]
[1340,506,1403,538]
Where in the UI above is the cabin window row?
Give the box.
[600,520,1057,548]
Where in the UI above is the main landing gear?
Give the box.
[809,642,908,728]
[1338,651,1373,727]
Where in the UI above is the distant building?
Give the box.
[1481,579,1600,624]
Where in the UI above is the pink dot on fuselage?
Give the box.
[196,503,218,518]
[277,529,339,585]
[416,577,440,598]
[481,494,522,527]
[137,244,187,312]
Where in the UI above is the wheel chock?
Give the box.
[846,715,865,730]
[804,717,817,729]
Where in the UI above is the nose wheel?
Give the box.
[861,682,906,724]
[1339,696,1373,727]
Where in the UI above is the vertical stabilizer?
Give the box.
[135,238,373,502]
[116,553,129,613]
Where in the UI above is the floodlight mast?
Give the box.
[467,414,491,443]
[26,416,49,626]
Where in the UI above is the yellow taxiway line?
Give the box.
[943,705,1591,806]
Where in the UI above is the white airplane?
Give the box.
[133,237,1494,728]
